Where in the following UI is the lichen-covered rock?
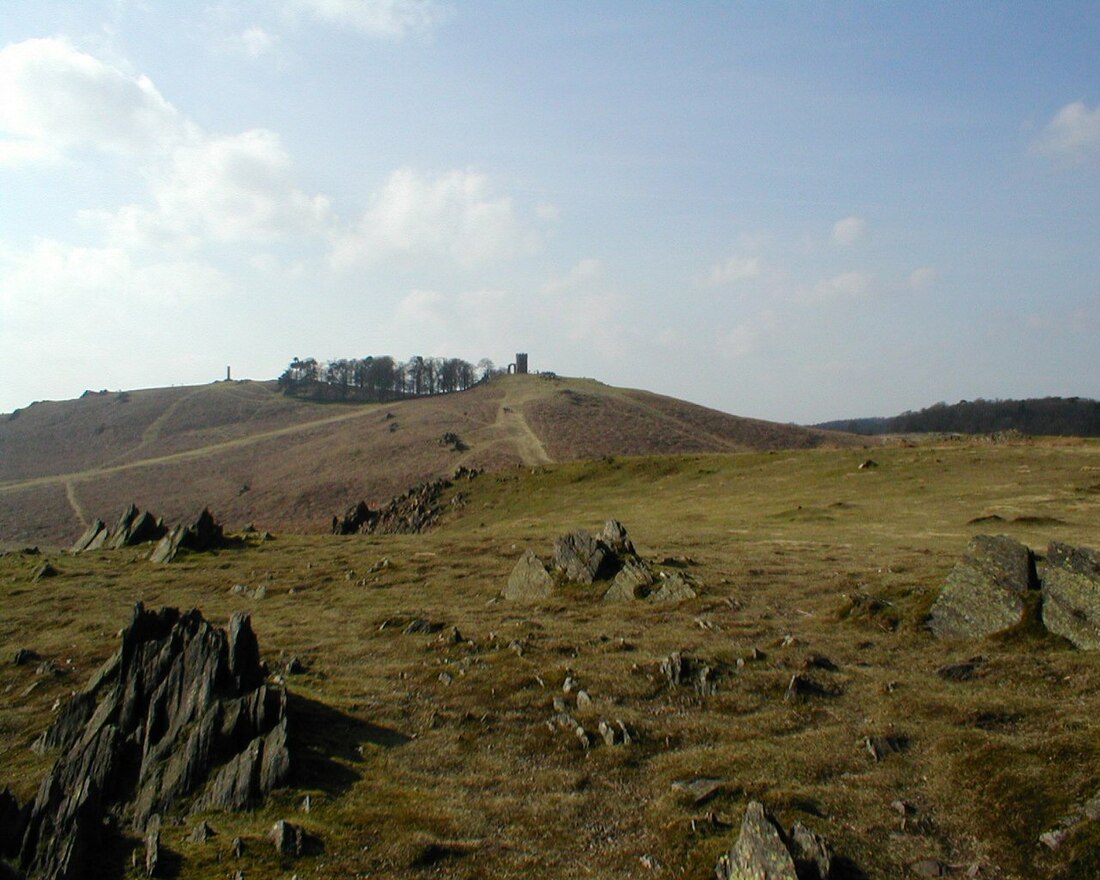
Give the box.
[15,604,290,880]
[602,557,655,601]
[650,571,698,603]
[502,550,555,601]
[1041,542,1100,649]
[599,519,636,558]
[929,535,1037,639]
[552,529,616,584]
[715,801,799,880]
[71,519,107,553]
[715,801,833,880]
[149,508,226,563]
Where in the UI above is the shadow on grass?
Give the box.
[288,693,410,796]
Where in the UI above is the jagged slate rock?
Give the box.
[502,550,554,601]
[0,787,25,859]
[126,511,166,547]
[552,529,618,584]
[32,562,59,582]
[671,778,728,806]
[660,652,718,696]
[715,801,799,880]
[402,619,444,635]
[1041,542,1100,649]
[188,821,215,844]
[603,557,655,601]
[17,603,289,880]
[929,535,1036,639]
[144,814,161,877]
[108,504,141,549]
[13,648,40,666]
[150,524,187,564]
[789,822,832,880]
[269,819,303,857]
[650,572,698,603]
[71,519,107,553]
[599,519,636,558]
[185,508,224,551]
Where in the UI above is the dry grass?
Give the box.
[2,439,1100,878]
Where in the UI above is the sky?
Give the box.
[1,1,1099,423]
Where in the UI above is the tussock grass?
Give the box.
[2,439,1100,877]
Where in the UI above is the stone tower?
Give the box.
[516,353,528,375]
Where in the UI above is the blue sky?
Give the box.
[2,1,1098,422]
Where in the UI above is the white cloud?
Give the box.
[1033,101,1100,165]
[333,167,538,269]
[720,311,778,360]
[89,129,334,249]
[805,270,873,303]
[908,266,938,292]
[541,258,600,293]
[0,37,184,165]
[240,26,277,58]
[704,255,762,287]
[288,0,450,38]
[831,215,866,247]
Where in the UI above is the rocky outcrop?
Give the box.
[71,505,167,553]
[11,604,290,880]
[502,519,699,603]
[715,801,833,880]
[333,475,474,536]
[149,508,227,563]
[1040,542,1100,649]
[928,535,1037,639]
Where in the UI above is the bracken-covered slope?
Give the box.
[0,375,861,546]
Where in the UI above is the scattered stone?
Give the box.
[1037,787,1100,851]
[232,837,244,859]
[929,535,1037,639]
[14,604,290,880]
[910,859,948,877]
[502,550,554,601]
[301,795,312,813]
[715,801,834,880]
[784,674,829,702]
[438,671,454,685]
[802,654,838,672]
[32,562,59,582]
[660,652,718,696]
[936,657,985,681]
[285,656,305,675]
[865,735,910,761]
[575,690,592,709]
[603,557,656,601]
[443,626,465,644]
[144,814,161,877]
[270,819,304,857]
[253,584,267,600]
[403,618,444,635]
[13,648,40,666]
[189,821,215,844]
[230,584,250,595]
[368,557,390,574]
[671,777,728,806]
[1040,541,1100,649]
[858,459,878,470]
[650,571,698,603]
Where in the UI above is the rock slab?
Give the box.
[929,535,1036,639]
[1040,541,1100,649]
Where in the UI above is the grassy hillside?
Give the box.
[3,439,1100,878]
[0,375,860,547]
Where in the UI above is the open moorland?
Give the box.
[3,432,1100,879]
[0,376,857,548]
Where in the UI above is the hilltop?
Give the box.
[0,375,860,547]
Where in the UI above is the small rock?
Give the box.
[503,550,555,601]
[33,562,59,582]
[865,735,909,761]
[438,671,453,685]
[253,585,267,600]
[301,795,312,813]
[270,819,303,857]
[936,657,985,681]
[188,821,215,844]
[671,777,727,806]
[230,584,249,595]
[403,618,444,635]
[1039,828,1069,850]
[232,836,244,858]
[285,656,305,675]
[576,690,592,709]
[13,648,40,666]
[784,674,827,702]
[910,859,948,877]
[858,459,878,470]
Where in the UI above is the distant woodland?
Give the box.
[277,355,500,402]
[816,397,1100,437]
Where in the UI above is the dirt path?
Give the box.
[65,480,88,529]
[0,402,384,495]
[491,390,553,467]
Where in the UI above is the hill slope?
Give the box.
[0,375,860,546]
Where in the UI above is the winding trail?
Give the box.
[65,480,88,529]
[491,387,554,467]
